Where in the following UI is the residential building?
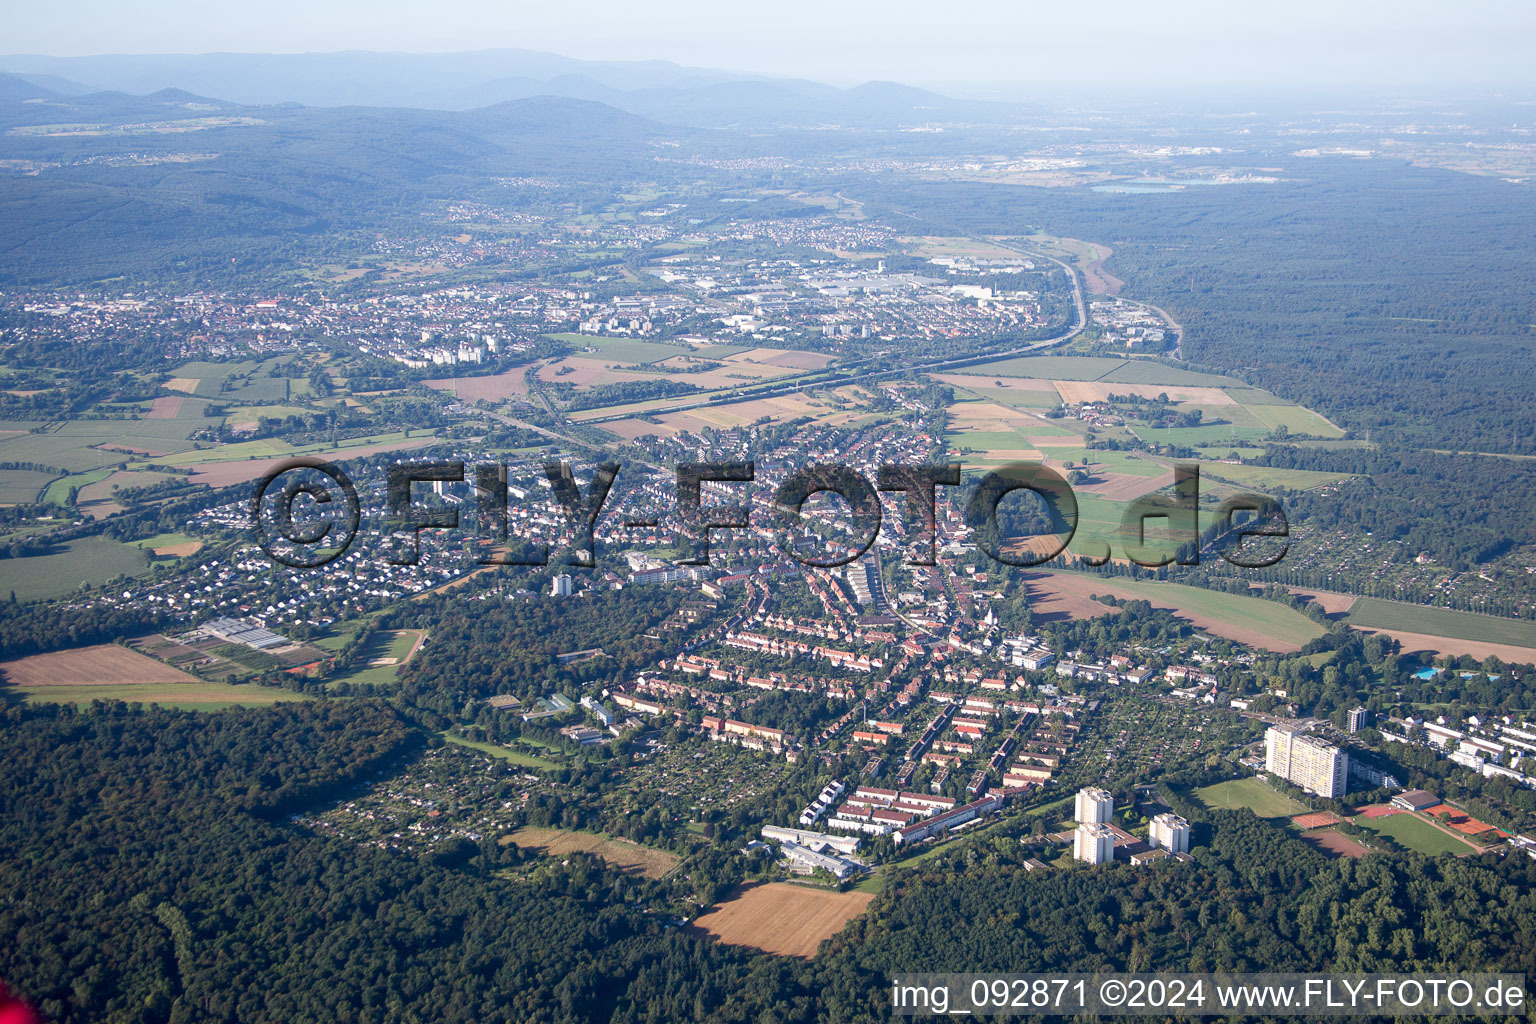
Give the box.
[1074,823,1115,865]
[1149,813,1191,854]
[1265,726,1349,798]
[1075,786,1113,825]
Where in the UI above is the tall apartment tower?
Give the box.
[1265,726,1349,798]
[1074,823,1115,865]
[1149,813,1191,854]
[1347,706,1369,734]
[1075,786,1114,825]
[551,574,573,597]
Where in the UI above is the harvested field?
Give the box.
[164,377,201,394]
[1292,811,1343,830]
[1279,587,1357,617]
[728,348,835,370]
[1302,828,1369,859]
[500,827,680,879]
[0,643,196,687]
[1349,628,1536,665]
[689,882,874,958]
[424,368,530,401]
[151,541,203,557]
[146,395,184,419]
[536,357,656,388]
[1020,572,1118,622]
[1076,471,1174,501]
[1026,434,1084,447]
[1051,380,1103,405]
[185,438,436,487]
[598,418,676,440]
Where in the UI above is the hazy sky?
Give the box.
[7,0,1535,97]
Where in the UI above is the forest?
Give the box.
[4,700,1534,1023]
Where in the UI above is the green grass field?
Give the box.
[1346,599,1536,650]
[1098,362,1245,387]
[1193,777,1309,818]
[132,532,201,552]
[0,536,149,601]
[1048,572,1326,649]
[12,682,311,710]
[1194,462,1356,491]
[442,732,560,769]
[0,468,59,504]
[323,629,424,687]
[1356,813,1475,856]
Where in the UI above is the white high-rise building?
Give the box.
[1074,823,1115,865]
[1265,726,1349,798]
[1074,786,1113,825]
[1347,707,1369,734]
[1149,813,1191,854]
[551,574,573,597]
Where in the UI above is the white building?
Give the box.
[1149,813,1191,854]
[551,574,573,597]
[1265,726,1349,798]
[1347,706,1369,734]
[1074,823,1115,865]
[1075,786,1113,825]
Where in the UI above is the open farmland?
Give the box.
[1346,598,1536,652]
[1193,777,1310,818]
[0,643,197,686]
[689,882,874,958]
[500,827,680,879]
[0,536,149,601]
[424,367,531,401]
[1022,571,1325,652]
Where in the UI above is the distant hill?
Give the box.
[0,49,1023,128]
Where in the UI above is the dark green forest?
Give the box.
[4,700,1533,1023]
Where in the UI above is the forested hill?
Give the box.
[861,164,1536,455]
[5,700,1535,1022]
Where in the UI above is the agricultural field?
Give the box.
[0,642,197,686]
[1193,777,1311,818]
[499,826,680,879]
[688,882,874,958]
[132,531,203,557]
[1346,598,1536,652]
[1355,812,1478,857]
[1023,571,1325,652]
[0,468,58,504]
[0,535,150,601]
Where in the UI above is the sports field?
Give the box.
[500,826,680,879]
[689,882,874,958]
[1193,777,1310,818]
[442,733,559,769]
[1356,813,1477,856]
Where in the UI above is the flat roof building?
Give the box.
[1265,726,1349,798]
[1075,786,1113,825]
[1074,823,1115,865]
